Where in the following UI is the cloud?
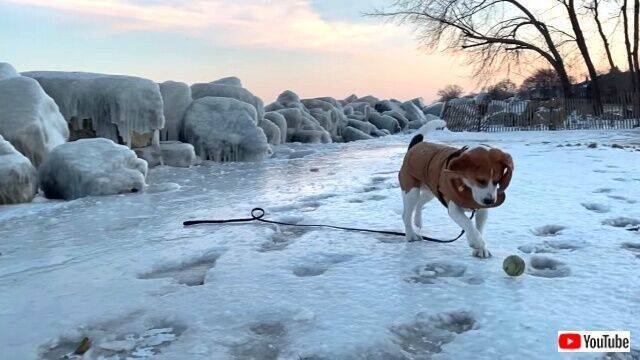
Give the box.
[2,0,407,52]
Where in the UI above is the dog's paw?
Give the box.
[414,217,422,229]
[472,247,492,258]
[406,232,423,242]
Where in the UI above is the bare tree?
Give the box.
[586,0,618,71]
[485,79,517,99]
[370,0,575,97]
[437,84,464,101]
[561,0,603,113]
[518,68,570,98]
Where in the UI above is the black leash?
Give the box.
[183,207,475,243]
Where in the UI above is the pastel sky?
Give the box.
[0,0,477,103]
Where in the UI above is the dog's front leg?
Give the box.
[448,202,492,258]
[475,208,489,235]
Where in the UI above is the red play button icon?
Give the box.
[559,333,582,350]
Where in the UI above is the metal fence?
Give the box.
[442,93,640,132]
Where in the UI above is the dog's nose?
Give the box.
[482,198,494,205]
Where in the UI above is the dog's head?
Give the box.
[446,147,514,206]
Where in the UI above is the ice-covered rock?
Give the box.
[343,94,358,104]
[191,80,264,123]
[159,81,191,142]
[184,97,270,162]
[39,138,148,200]
[314,97,342,109]
[0,135,37,205]
[343,106,355,116]
[275,108,331,143]
[264,112,288,144]
[265,90,306,113]
[347,119,377,134]
[344,102,370,114]
[423,102,444,117]
[368,113,400,133]
[383,110,410,129]
[160,141,198,167]
[372,128,390,137]
[259,118,282,145]
[0,75,69,166]
[408,97,425,109]
[23,71,164,148]
[302,98,346,140]
[134,145,163,167]
[290,130,331,144]
[211,76,242,87]
[408,119,428,129]
[374,100,403,113]
[354,95,380,107]
[342,126,373,142]
[401,101,427,123]
[0,62,18,80]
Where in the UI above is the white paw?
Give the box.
[472,247,492,258]
[414,218,422,229]
[406,232,422,242]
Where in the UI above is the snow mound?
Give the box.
[159,141,198,167]
[22,71,164,148]
[38,138,148,200]
[159,81,191,142]
[191,80,264,123]
[183,97,270,162]
[0,62,18,80]
[0,135,37,205]
[0,75,69,166]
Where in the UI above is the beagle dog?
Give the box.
[398,132,514,258]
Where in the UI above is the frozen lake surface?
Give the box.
[1,130,639,359]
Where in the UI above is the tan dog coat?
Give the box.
[399,142,511,210]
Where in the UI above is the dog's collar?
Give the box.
[435,146,469,208]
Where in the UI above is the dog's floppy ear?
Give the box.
[490,149,514,191]
[445,153,475,177]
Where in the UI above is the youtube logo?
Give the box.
[558,333,582,350]
[558,331,631,352]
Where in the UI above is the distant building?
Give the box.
[572,70,635,99]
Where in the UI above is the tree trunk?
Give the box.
[566,0,603,114]
[623,0,638,91]
[634,0,640,86]
[591,0,617,71]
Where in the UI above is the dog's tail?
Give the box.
[408,134,423,149]
[408,119,447,149]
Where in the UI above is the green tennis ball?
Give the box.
[503,255,525,277]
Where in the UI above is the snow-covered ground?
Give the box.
[1,130,639,359]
